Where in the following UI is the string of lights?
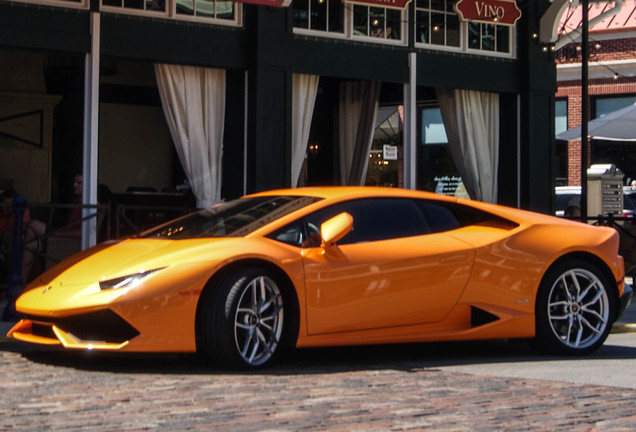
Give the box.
[554,6,627,80]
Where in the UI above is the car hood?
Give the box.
[30,237,239,288]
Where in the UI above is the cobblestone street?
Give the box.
[3,331,636,431]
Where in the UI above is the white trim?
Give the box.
[403,52,417,190]
[293,28,349,40]
[0,0,88,9]
[100,0,242,27]
[82,12,100,249]
[516,94,521,208]
[557,59,636,81]
[586,30,636,41]
[293,5,408,46]
[414,21,516,59]
[351,33,408,46]
[243,70,248,197]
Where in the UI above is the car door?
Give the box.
[301,198,475,335]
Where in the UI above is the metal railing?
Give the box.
[114,203,192,238]
[563,213,636,278]
[1,198,193,319]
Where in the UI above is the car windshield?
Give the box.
[142,195,322,239]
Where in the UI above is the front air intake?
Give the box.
[26,309,140,343]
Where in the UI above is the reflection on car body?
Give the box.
[8,187,632,370]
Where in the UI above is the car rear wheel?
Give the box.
[533,259,615,355]
[199,268,285,369]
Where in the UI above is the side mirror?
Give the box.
[321,212,353,247]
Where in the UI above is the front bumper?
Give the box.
[7,309,140,350]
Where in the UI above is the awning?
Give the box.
[556,103,636,141]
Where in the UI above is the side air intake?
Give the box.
[471,306,500,327]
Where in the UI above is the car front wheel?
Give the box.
[199,268,285,369]
[533,259,616,355]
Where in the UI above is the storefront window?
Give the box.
[415,0,460,47]
[415,2,513,56]
[176,0,234,18]
[365,107,402,187]
[467,22,510,53]
[353,6,402,40]
[595,96,636,117]
[101,0,238,22]
[7,0,86,7]
[555,99,567,136]
[293,0,344,33]
[293,0,404,43]
[417,106,466,197]
[102,0,166,11]
[422,106,447,144]
[591,96,636,184]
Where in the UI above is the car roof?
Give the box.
[246,186,458,202]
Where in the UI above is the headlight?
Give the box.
[99,268,165,290]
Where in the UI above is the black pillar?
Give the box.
[517,0,558,214]
[245,7,292,193]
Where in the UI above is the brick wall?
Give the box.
[555,37,636,185]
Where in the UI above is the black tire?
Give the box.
[199,267,286,369]
[532,259,616,355]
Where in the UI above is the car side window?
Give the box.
[417,199,516,231]
[416,200,462,233]
[269,197,514,248]
[305,198,431,245]
[268,220,306,247]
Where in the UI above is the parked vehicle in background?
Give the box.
[556,185,636,221]
[623,187,636,222]
[555,186,581,217]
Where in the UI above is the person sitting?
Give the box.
[564,205,581,218]
[0,188,46,284]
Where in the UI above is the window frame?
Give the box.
[293,0,408,46]
[593,94,636,118]
[413,0,515,58]
[100,0,242,26]
[555,98,568,136]
[2,0,89,9]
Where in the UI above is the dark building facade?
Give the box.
[0,0,559,248]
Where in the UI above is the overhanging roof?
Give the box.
[541,0,636,49]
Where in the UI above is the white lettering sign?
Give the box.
[474,2,505,20]
[383,145,398,161]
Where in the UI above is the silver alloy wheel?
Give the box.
[547,268,610,349]
[233,275,284,366]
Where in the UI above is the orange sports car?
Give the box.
[7,187,632,369]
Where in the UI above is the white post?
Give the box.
[517,94,521,208]
[403,52,417,190]
[82,12,100,249]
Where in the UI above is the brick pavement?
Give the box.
[3,295,636,431]
[2,337,636,432]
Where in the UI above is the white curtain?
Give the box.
[339,80,381,186]
[154,63,226,208]
[436,88,499,203]
[291,74,319,188]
